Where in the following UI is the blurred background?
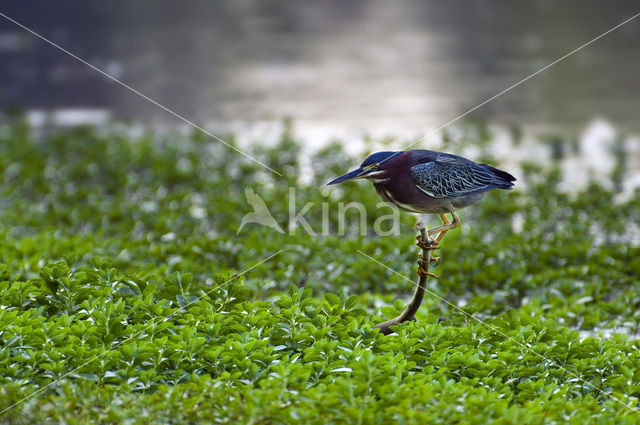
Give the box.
[1,0,640,190]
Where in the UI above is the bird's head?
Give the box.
[327,151,398,185]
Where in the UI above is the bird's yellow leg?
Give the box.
[417,253,438,278]
[434,213,451,242]
[416,235,441,263]
[416,233,438,250]
[427,211,461,243]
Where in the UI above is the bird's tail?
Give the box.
[482,164,516,189]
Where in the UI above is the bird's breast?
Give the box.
[374,179,448,214]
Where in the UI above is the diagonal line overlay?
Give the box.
[0,250,282,416]
[358,250,640,416]
[0,11,283,177]
[377,9,640,167]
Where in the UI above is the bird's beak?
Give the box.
[327,167,364,185]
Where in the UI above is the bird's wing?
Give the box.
[245,187,269,209]
[410,156,498,198]
[245,187,256,198]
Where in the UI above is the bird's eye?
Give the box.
[372,163,379,169]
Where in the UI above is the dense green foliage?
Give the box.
[1,118,640,423]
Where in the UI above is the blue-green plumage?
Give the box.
[328,149,516,242]
[410,151,514,198]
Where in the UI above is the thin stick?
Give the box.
[374,222,434,335]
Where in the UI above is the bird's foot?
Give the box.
[416,234,439,251]
[430,256,441,267]
[417,253,438,278]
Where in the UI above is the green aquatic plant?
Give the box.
[0,118,640,423]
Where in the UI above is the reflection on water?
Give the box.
[1,1,640,142]
[2,3,639,342]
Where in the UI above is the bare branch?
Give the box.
[374,222,437,335]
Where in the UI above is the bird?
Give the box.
[327,150,516,247]
[236,187,284,235]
